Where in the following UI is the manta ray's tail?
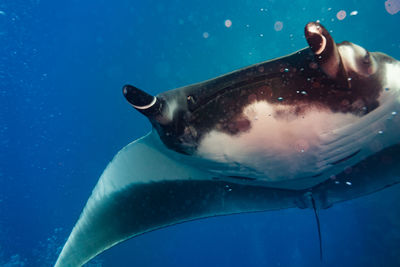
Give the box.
[311,195,323,261]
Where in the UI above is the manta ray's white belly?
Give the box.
[195,85,400,189]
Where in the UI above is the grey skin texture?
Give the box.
[55,22,400,266]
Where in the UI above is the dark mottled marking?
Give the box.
[153,46,384,154]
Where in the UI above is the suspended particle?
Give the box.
[224,19,232,28]
[350,10,358,16]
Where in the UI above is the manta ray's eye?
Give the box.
[187,95,196,105]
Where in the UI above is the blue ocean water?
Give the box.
[1,0,400,266]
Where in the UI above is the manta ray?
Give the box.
[55,22,400,266]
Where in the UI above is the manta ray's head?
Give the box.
[124,22,399,156]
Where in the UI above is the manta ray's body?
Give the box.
[55,22,400,266]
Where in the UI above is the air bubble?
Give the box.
[274,21,283,31]
[336,10,347,20]
[385,0,400,15]
[224,19,232,28]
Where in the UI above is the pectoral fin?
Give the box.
[55,132,302,267]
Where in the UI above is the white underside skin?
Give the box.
[196,62,400,189]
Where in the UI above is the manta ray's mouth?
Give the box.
[187,72,283,114]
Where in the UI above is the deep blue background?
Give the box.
[1,0,400,266]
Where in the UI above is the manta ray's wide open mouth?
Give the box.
[186,71,283,114]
